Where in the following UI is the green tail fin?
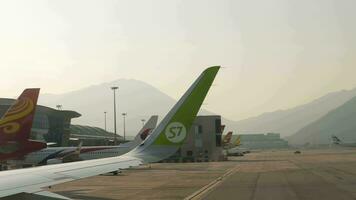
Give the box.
[152,66,220,146]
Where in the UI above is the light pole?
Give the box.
[141,119,146,127]
[122,113,127,141]
[111,86,118,145]
[104,111,107,132]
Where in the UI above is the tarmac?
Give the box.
[49,148,356,200]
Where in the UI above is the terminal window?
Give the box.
[215,118,222,147]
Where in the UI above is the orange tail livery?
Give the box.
[235,135,241,146]
[0,88,46,161]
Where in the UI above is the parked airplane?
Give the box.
[331,135,356,147]
[222,131,233,148]
[0,66,220,199]
[10,115,158,166]
[0,88,46,163]
[223,133,241,149]
[226,135,250,156]
[235,135,241,146]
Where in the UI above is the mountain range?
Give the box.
[230,89,356,138]
[38,79,356,143]
[287,94,356,145]
[39,79,178,136]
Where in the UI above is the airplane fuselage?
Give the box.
[8,145,130,166]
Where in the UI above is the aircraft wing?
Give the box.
[0,155,141,199]
[0,66,220,199]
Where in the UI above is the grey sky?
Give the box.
[0,0,356,121]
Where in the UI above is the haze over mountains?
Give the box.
[288,95,356,145]
[232,89,356,137]
[38,79,356,142]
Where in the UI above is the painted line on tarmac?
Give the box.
[184,165,240,200]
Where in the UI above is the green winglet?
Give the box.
[153,66,220,146]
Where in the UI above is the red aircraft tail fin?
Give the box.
[0,88,40,142]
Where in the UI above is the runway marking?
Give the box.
[184,164,240,200]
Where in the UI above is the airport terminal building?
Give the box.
[231,133,289,149]
[0,98,123,146]
[70,124,123,146]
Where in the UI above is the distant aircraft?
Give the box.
[0,66,220,199]
[8,115,158,166]
[235,135,241,146]
[223,133,240,149]
[0,88,46,164]
[331,135,356,147]
[226,135,250,156]
[222,131,233,147]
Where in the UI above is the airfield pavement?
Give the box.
[49,148,356,200]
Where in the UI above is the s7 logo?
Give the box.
[168,126,183,139]
[165,122,187,143]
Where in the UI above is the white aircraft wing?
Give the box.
[0,66,220,199]
[0,155,141,199]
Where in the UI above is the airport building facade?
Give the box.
[231,133,289,149]
[0,98,123,147]
[165,115,225,162]
[70,124,124,146]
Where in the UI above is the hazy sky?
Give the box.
[1,0,356,121]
